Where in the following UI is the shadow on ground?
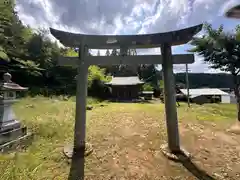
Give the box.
[67,153,216,180]
[68,150,85,180]
[177,153,216,180]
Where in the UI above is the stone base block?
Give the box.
[0,120,21,133]
[160,144,191,162]
[0,132,33,153]
[0,126,27,145]
[227,122,240,135]
[63,142,93,159]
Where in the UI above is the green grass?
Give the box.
[0,97,239,179]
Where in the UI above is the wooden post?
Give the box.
[73,44,88,151]
[161,43,180,153]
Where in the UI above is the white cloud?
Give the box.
[220,0,240,16]
[15,0,238,73]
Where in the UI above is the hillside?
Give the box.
[175,73,233,88]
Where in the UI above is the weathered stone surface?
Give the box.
[63,142,93,159]
[0,100,19,131]
[160,144,191,162]
[86,105,93,110]
[58,54,195,67]
[1,72,28,91]
[25,104,35,108]
[0,126,27,145]
[0,120,21,133]
[50,24,203,48]
[0,73,27,132]
[0,132,33,153]
[0,73,32,153]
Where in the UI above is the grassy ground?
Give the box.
[0,97,240,180]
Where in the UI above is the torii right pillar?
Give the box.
[161,43,180,153]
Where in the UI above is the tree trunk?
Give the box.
[233,74,240,122]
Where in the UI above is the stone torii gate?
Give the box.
[50,24,202,158]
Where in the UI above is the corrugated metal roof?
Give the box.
[106,76,144,85]
[180,88,229,98]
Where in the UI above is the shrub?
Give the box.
[142,83,154,91]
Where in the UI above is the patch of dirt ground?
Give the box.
[181,122,240,180]
[82,104,240,180]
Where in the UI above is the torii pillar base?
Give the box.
[160,144,191,162]
[227,122,240,135]
[63,142,93,159]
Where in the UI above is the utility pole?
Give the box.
[185,64,190,107]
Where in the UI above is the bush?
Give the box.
[142,83,154,91]
[87,65,111,99]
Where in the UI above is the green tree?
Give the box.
[159,80,164,89]
[0,0,41,75]
[0,46,9,62]
[142,83,153,91]
[138,65,161,89]
[189,23,240,121]
[88,65,109,88]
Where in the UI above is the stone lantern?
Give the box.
[0,72,32,152]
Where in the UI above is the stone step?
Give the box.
[0,127,27,145]
[0,132,33,153]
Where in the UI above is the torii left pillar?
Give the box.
[74,44,88,152]
[67,44,92,180]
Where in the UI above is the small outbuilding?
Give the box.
[180,88,231,104]
[141,91,154,100]
[106,76,144,100]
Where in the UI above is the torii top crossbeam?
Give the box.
[225,5,240,19]
[50,24,203,49]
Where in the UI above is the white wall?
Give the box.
[221,95,231,103]
[230,95,236,104]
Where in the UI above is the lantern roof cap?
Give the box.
[0,73,28,91]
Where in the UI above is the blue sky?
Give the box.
[173,16,240,54]
[15,0,240,73]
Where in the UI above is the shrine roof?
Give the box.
[49,24,203,49]
[106,76,144,86]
